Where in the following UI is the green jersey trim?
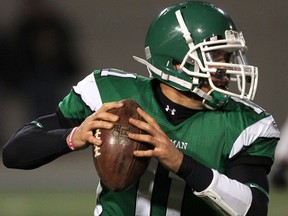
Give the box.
[31,120,44,128]
[245,183,269,200]
[229,115,280,158]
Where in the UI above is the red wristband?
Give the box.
[68,127,78,150]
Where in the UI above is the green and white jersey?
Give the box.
[59,69,279,216]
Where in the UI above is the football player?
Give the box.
[3,1,280,215]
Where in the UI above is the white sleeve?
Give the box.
[73,72,103,111]
[194,169,252,216]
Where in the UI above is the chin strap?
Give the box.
[133,56,193,90]
[202,90,230,110]
[192,88,213,101]
[192,88,229,110]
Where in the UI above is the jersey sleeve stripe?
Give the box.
[229,115,280,158]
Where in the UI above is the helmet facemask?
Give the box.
[180,30,258,103]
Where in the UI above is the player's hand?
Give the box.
[66,101,123,150]
[128,107,183,173]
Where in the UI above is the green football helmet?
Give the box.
[134,1,258,109]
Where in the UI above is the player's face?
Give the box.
[201,50,231,92]
[173,50,231,93]
[210,51,231,89]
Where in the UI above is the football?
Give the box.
[92,99,151,191]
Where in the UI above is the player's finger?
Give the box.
[133,149,154,157]
[136,108,163,132]
[97,101,124,112]
[129,117,161,138]
[90,120,114,130]
[88,102,123,122]
[128,132,158,148]
[87,135,102,146]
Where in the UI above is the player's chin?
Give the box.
[213,80,229,90]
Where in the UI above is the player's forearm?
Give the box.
[177,154,266,216]
[2,124,72,169]
[2,114,72,169]
[176,153,213,191]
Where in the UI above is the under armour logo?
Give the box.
[165,105,176,115]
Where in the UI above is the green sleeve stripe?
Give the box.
[31,120,44,128]
[245,183,269,200]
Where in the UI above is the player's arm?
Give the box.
[225,155,271,216]
[177,153,271,216]
[2,112,74,169]
[2,101,124,170]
